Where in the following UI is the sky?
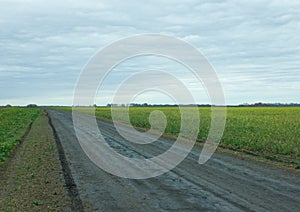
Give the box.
[0,0,299,106]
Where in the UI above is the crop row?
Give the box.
[0,108,41,162]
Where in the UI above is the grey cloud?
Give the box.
[0,0,299,105]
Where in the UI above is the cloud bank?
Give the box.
[0,0,299,105]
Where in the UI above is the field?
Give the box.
[0,108,41,162]
[2,107,296,210]
[3,106,296,161]
[67,106,300,163]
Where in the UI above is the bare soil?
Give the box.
[0,112,71,211]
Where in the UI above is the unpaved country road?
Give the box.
[48,110,300,211]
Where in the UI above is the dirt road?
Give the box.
[48,110,300,211]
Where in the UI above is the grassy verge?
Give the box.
[54,106,300,167]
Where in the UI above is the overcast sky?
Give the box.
[0,0,299,106]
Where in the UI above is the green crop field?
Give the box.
[59,106,300,164]
[0,108,41,162]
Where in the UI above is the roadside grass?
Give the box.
[0,108,41,163]
[55,106,300,165]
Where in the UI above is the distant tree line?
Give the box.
[0,104,38,108]
[106,102,300,107]
[236,102,300,107]
[1,102,300,108]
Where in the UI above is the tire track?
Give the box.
[46,111,84,212]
